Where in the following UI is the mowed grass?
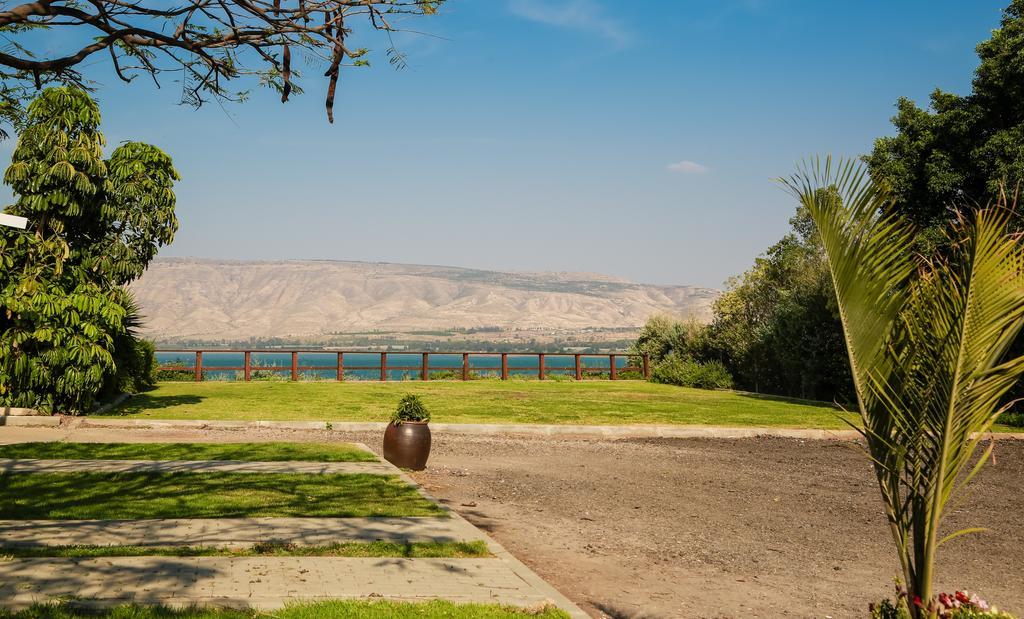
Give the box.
[107,381,859,428]
[0,442,375,462]
[0,601,569,619]
[0,540,490,559]
[0,472,444,519]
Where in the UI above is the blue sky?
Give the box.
[0,0,1009,288]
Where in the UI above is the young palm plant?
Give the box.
[781,157,1024,618]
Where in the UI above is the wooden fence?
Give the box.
[156,350,651,382]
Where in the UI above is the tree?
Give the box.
[783,157,1024,617]
[702,205,853,401]
[867,0,1024,244]
[0,87,177,413]
[0,0,444,128]
[867,0,1024,424]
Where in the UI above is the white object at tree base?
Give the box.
[0,213,27,229]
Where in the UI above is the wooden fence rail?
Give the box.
[156,350,651,383]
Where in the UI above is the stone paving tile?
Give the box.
[0,458,395,475]
[0,557,578,612]
[0,516,484,546]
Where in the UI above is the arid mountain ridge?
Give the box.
[131,258,719,343]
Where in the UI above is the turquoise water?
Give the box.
[155,351,635,381]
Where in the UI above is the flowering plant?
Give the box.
[871,583,1016,619]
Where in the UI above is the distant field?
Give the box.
[102,381,864,428]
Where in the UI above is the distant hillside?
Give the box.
[130,258,719,343]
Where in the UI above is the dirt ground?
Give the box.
[401,433,1024,619]
[5,424,1021,619]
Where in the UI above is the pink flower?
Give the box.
[969,593,990,611]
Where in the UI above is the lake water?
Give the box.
[155,351,636,381]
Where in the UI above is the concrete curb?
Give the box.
[72,418,1024,441]
[0,416,60,427]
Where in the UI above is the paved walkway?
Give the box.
[0,438,588,618]
[0,517,486,546]
[0,458,395,475]
[0,556,569,610]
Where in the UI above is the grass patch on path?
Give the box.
[0,442,375,463]
[108,381,858,428]
[0,540,489,559]
[0,601,568,619]
[0,472,443,519]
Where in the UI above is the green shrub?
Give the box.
[996,409,1024,427]
[105,338,158,396]
[0,87,177,414]
[392,394,429,424]
[156,368,197,382]
[651,356,733,390]
[631,315,708,364]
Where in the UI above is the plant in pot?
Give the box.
[383,394,431,470]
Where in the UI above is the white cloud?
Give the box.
[507,0,630,48]
[666,160,710,175]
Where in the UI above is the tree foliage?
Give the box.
[783,157,1024,618]
[0,0,444,129]
[700,205,853,401]
[0,87,176,413]
[867,0,1024,244]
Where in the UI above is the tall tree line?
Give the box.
[646,1,1024,410]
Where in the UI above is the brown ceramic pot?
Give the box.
[382,420,431,470]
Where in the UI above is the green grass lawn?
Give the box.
[0,442,375,462]
[0,601,568,619]
[0,472,443,519]
[0,540,489,559]
[105,380,860,428]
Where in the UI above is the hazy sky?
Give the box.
[0,1,1008,288]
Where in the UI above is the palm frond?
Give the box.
[781,158,1024,616]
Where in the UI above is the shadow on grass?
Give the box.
[104,394,204,416]
[0,472,444,519]
[732,390,848,410]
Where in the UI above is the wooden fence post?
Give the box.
[501,353,509,380]
[643,354,651,380]
[462,353,469,381]
[380,352,388,382]
[337,352,344,381]
[610,354,617,380]
[195,351,203,382]
[244,351,251,382]
[422,353,429,381]
[538,353,545,380]
[575,354,582,381]
[291,352,298,381]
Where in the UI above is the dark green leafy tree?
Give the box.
[867,0,1024,243]
[867,0,1024,423]
[0,87,177,413]
[701,205,853,401]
